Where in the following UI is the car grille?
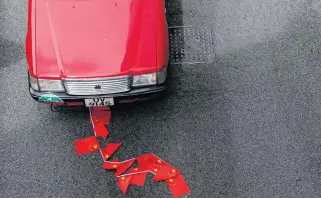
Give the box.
[63,75,132,96]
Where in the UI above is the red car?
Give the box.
[26,0,169,107]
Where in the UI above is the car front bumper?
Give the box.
[29,84,168,106]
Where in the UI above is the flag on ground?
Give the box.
[74,136,100,155]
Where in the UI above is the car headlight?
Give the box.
[29,73,65,92]
[38,79,65,92]
[132,67,167,87]
[132,73,157,87]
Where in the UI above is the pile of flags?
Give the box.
[74,107,190,197]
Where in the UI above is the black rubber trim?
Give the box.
[29,84,168,104]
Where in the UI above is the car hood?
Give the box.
[35,0,157,79]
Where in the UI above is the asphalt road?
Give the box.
[1,0,321,197]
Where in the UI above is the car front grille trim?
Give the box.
[63,75,132,96]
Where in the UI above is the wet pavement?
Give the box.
[1,0,321,197]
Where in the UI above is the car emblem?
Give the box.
[94,85,101,89]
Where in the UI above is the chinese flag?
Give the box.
[91,106,110,112]
[137,153,165,173]
[93,123,109,139]
[90,107,111,125]
[137,153,160,170]
[117,175,132,195]
[74,136,100,155]
[115,159,136,176]
[129,168,149,186]
[101,142,122,160]
[166,174,190,198]
[103,159,119,170]
[152,163,181,182]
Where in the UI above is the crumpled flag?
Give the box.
[75,107,191,197]
[103,159,119,170]
[74,136,100,155]
[101,142,122,160]
[90,107,111,125]
[93,123,109,139]
[117,175,132,195]
[115,159,136,176]
[152,163,180,182]
[166,174,190,198]
[128,168,149,186]
[136,153,165,173]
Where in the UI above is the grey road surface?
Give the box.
[1,0,321,197]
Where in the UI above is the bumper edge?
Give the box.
[29,84,168,105]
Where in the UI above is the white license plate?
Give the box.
[85,97,114,107]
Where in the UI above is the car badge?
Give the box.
[95,85,102,89]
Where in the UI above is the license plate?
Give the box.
[85,97,114,107]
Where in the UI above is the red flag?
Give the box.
[137,153,160,170]
[93,123,109,139]
[74,136,100,155]
[150,159,167,174]
[91,107,111,125]
[137,153,165,173]
[117,175,132,195]
[91,106,110,111]
[115,159,136,176]
[101,142,122,160]
[166,174,190,198]
[92,114,111,125]
[103,159,119,170]
[152,163,180,182]
[129,168,149,186]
